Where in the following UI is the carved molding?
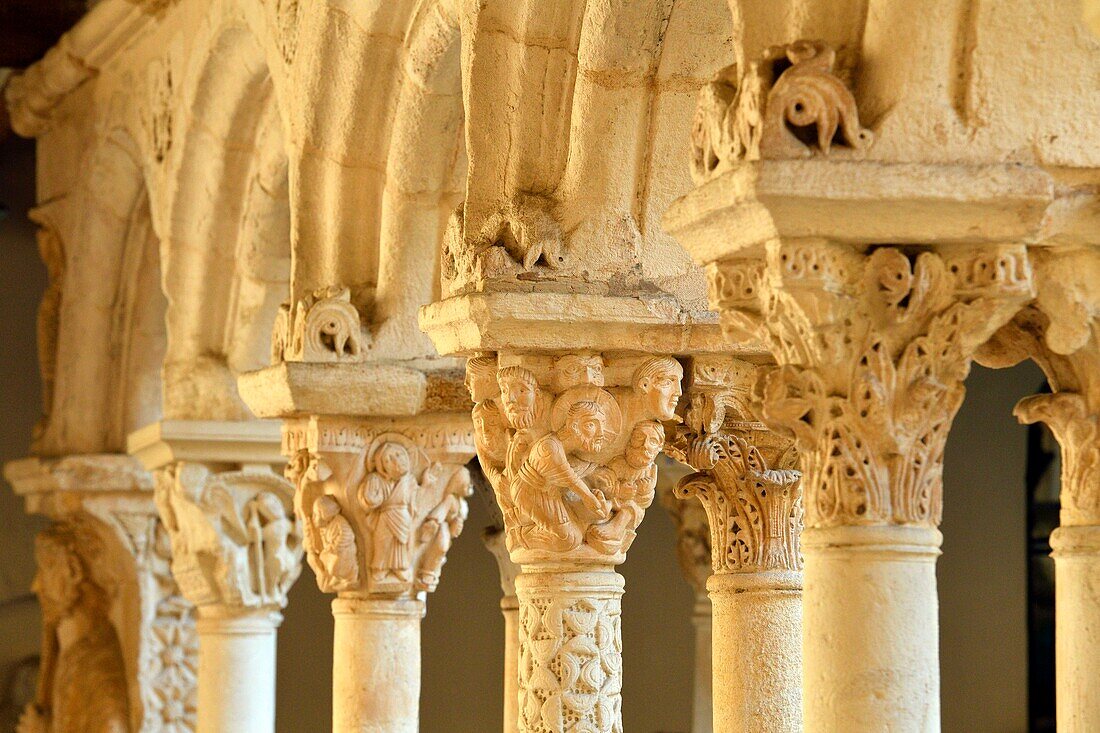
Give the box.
[467,352,683,565]
[155,464,303,610]
[665,358,803,575]
[282,416,476,597]
[271,287,366,364]
[709,243,1034,529]
[691,39,872,184]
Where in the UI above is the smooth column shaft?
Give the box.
[196,609,281,733]
[691,595,713,733]
[331,598,423,733]
[515,568,624,733]
[502,596,519,733]
[802,526,942,733]
[709,571,801,733]
[1051,525,1100,733]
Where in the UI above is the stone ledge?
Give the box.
[419,291,768,357]
[127,420,285,470]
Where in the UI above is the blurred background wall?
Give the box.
[0,133,1042,733]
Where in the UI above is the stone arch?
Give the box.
[156,22,291,420]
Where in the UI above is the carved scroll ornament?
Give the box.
[467,352,683,564]
[691,39,873,182]
[708,243,1034,529]
[271,286,365,363]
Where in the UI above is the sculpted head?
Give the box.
[564,400,608,454]
[552,354,604,392]
[497,366,540,429]
[465,356,499,403]
[313,495,342,525]
[472,400,509,461]
[626,421,665,469]
[32,528,85,624]
[376,443,411,480]
[633,357,684,421]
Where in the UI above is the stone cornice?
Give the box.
[127,420,285,471]
[5,454,153,502]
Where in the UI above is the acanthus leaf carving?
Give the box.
[271,286,365,364]
[468,353,682,564]
[709,243,1034,529]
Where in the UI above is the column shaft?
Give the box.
[196,610,281,733]
[802,526,942,733]
[709,572,800,733]
[502,596,520,733]
[1051,526,1100,733]
[331,598,423,733]
[515,568,624,733]
[690,595,712,733]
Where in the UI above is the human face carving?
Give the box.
[499,375,538,428]
[639,371,682,421]
[626,424,663,468]
[573,413,606,453]
[553,354,604,391]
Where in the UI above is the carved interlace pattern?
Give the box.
[518,595,623,733]
[271,286,364,363]
[709,243,1033,529]
[284,417,475,596]
[155,465,303,610]
[467,353,681,563]
[691,40,872,182]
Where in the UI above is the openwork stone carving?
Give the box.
[467,352,682,564]
[517,578,623,733]
[18,526,130,733]
[666,358,803,574]
[691,40,872,182]
[155,465,303,610]
[710,243,1034,529]
[284,417,475,597]
[271,286,364,363]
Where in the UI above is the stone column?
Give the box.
[979,248,1100,733]
[281,413,475,733]
[657,457,713,733]
[128,420,304,733]
[461,352,684,733]
[483,527,520,733]
[665,357,803,733]
[4,455,199,733]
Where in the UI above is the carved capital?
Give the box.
[665,358,803,575]
[977,248,1100,525]
[691,39,872,183]
[271,286,366,363]
[282,415,476,597]
[656,459,711,594]
[467,352,682,565]
[154,464,303,611]
[709,242,1034,529]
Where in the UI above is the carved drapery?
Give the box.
[282,415,475,599]
[710,242,1034,530]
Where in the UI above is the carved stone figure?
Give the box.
[360,443,421,586]
[631,357,684,422]
[510,400,613,552]
[19,527,129,733]
[552,353,605,392]
[497,365,548,431]
[416,467,473,592]
[586,421,663,554]
[310,495,359,592]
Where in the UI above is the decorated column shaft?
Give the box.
[665,357,803,733]
[129,420,304,733]
[5,455,199,733]
[466,352,683,733]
